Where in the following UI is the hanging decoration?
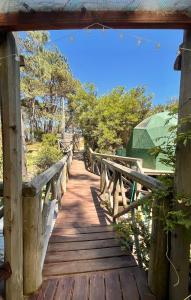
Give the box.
[49,22,163,51]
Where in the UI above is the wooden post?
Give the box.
[0,32,23,300]
[100,160,104,192]
[61,164,67,194]
[148,197,170,300]
[51,178,58,200]
[169,30,191,300]
[21,109,27,177]
[23,190,42,295]
[113,173,120,219]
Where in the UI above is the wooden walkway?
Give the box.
[31,155,155,300]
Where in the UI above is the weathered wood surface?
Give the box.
[170,29,191,300]
[0,32,23,300]
[1,11,191,32]
[22,147,73,296]
[29,156,155,299]
[148,197,171,299]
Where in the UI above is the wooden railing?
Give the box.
[100,158,164,221]
[87,148,171,299]
[0,146,73,294]
[22,146,73,295]
[86,148,143,174]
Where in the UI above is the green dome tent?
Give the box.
[126,111,177,171]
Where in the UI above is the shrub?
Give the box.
[36,146,62,171]
[42,133,58,147]
[35,133,62,171]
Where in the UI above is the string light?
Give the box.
[49,22,162,51]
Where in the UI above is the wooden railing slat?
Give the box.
[102,159,164,191]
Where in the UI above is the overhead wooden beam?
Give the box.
[0,11,191,31]
[169,30,191,300]
[0,32,23,300]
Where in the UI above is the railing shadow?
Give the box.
[90,186,112,225]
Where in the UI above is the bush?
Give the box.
[36,146,62,171]
[35,134,62,171]
[42,133,58,147]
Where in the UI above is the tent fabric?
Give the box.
[126,111,177,171]
[133,111,177,149]
[1,0,191,13]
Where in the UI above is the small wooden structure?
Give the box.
[0,3,190,300]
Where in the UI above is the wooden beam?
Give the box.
[0,32,23,300]
[0,11,191,31]
[169,30,191,300]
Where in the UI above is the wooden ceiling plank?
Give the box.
[0,11,191,31]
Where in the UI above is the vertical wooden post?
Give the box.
[0,32,23,300]
[100,160,104,192]
[21,109,27,177]
[23,191,42,295]
[169,30,191,300]
[113,173,120,218]
[148,197,170,300]
[61,164,67,193]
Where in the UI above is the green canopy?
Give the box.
[126,111,177,171]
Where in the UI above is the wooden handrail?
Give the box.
[30,145,73,193]
[26,156,68,195]
[22,145,73,295]
[0,146,73,197]
[0,148,73,291]
[102,159,164,191]
[89,147,144,173]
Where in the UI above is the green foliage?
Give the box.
[148,99,178,116]
[41,133,58,146]
[114,212,151,269]
[165,210,191,231]
[150,111,191,232]
[114,220,133,252]
[20,31,78,141]
[35,134,62,171]
[69,85,152,152]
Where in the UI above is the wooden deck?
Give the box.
[30,155,155,300]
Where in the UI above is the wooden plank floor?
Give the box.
[30,155,155,300]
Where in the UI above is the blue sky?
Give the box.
[50,29,183,105]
